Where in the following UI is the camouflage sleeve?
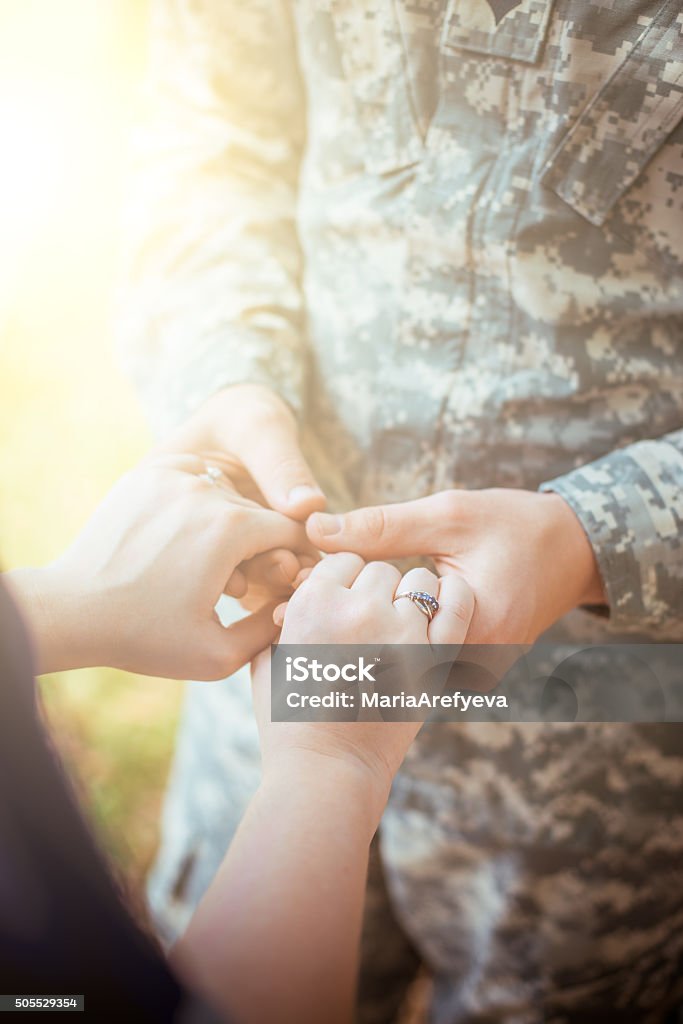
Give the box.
[117,0,307,435]
[541,430,683,638]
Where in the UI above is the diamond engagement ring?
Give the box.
[198,464,223,485]
[393,590,439,621]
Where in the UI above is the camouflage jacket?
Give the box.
[120,4,683,1020]
[121,0,683,640]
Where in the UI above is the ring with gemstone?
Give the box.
[198,464,223,485]
[393,590,439,621]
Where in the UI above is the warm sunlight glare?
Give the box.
[0,84,84,236]
[0,1,131,316]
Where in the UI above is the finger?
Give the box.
[191,449,267,506]
[293,567,314,589]
[225,568,248,599]
[352,561,402,594]
[393,567,439,627]
[395,566,439,600]
[145,449,246,502]
[305,552,366,588]
[227,507,314,564]
[156,392,326,518]
[428,574,475,645]
[236,416,326,520]
[298,554,319,569]
[238,548,302,592]
[225,550,301,604]
[273,600,289,627]
[203,604,279,681]
[306,493,451,559]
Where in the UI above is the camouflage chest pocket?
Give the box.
[440,0,555,64]
[324,1,425,175]
[540,2,683,227]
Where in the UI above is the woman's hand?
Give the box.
[176,557,473,1024]
[253,553,475,819]
[161,383,326,519]
[306,488,606,645]
[7,453,313,679]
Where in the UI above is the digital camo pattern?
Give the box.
[121,2,683,1021]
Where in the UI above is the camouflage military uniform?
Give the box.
[120,1,683,1020]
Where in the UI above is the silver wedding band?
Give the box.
[393,590,439,622]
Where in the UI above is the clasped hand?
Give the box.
[176,384,604,649]
[12,382,604,686]
[10,450,315,679]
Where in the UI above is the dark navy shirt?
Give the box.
[0,578,221,1022]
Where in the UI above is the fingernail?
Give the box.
[293,567,313,588]
[268,562,295,586]
[310,512,342,537]
[288,485,322,506]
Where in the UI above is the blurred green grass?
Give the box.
[0,0,183,894]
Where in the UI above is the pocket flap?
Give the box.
[441,0,555,65]
[541,3,683,227]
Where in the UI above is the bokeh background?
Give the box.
[0,0,182,894]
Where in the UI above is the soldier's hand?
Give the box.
[306,488,606,644]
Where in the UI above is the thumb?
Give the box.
[306,494,447,560]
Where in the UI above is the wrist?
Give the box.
[260,748,389,838]
[5,564,99,674]
[541,492,606,607]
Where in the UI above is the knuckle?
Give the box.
[223,504,250,531]
[324,551,360,572]
[438,585,476,637]
[274,453,309,481]
[421,569,439,590]
[345,552,367,573]
[341,600,370,634]
[434,489,461,521]
[289,579,320,614]
[284,587,326,639]
[358,505,387,543]
[253,392,293,425]
[443,600,472,627]
[249,395,296,436]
